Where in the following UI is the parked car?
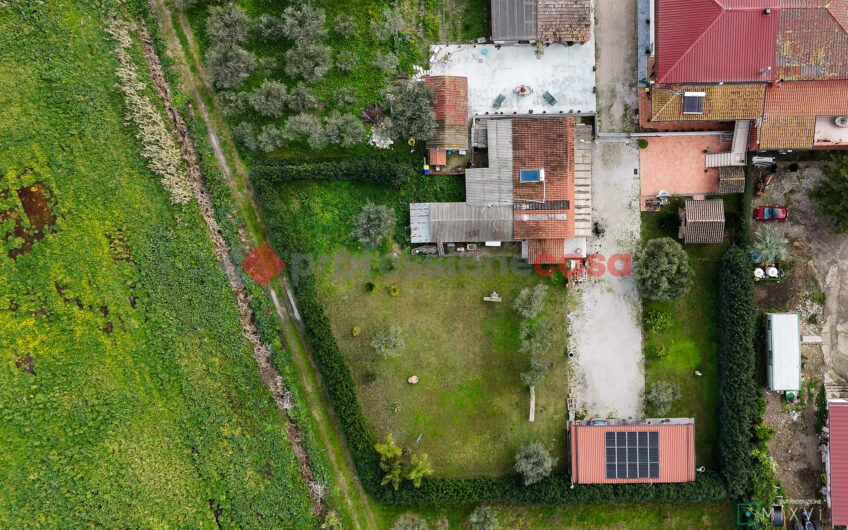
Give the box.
[755,205,787,222]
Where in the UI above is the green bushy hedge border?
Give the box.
[251,168,737,506]
[252,157,415,188]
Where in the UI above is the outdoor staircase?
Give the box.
[705,120,750,168]
[573,123,593,237]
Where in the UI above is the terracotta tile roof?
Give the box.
[759,80,848,148]
[719,167,746,193]
[511,117,575,240]
[650,84,766,121]
[680,199,725,244]
[425,76,469,150]
[537,0,591,42]
[570,420,696,484]
[831,400,848,526]
[526,238,564,264]
[654,0,848,84]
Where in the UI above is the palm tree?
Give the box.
[381,461,403,490]
[751,226,788,265]
[375,433,402,469]
[405,453,434,488]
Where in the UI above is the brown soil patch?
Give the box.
[1,181,57,259]
[106,228,132,262]
[15,355,35,375]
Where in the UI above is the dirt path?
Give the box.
[147,2,379,528]
[594,0,638,133]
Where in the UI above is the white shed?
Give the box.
[765,313,801,393]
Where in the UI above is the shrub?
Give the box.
[251,158,413,187]
[386,80,437,142]
[638,138,649,149]
[283,113,325,150]
[645,381,680,416]
[372,326,405,357]
[285,43,332,81]
[286,83,318,113]
[374,50,399,74]
[351,202,396,246]
[334,14,357,37]
[351,327,361,337]
[205,4,251,45]
[333,87,359,110]
[513,285,548,318]
[645,342,669,360]
[514,442,557,486]
[206,44,256,89]
[232,122,257,150]
[392,515,428,530]
[633,237,694,301]
[469,505,498,530]
[389,285,399,296]
[644,310,673,333]
[335,49,358,72]
[371,7,405,41]
[247,80,288,118]
[364,281,376,292]
[811,154,848,232]
[324,112,366,147]
[519,319,554,356]
[280,3,327,41]
[218,90,248,117]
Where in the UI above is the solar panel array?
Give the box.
[605,431,660,479]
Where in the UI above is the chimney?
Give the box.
[764,8,771,15]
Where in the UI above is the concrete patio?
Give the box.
[428,42,596,117]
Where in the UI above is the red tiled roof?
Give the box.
[831,400,848,526]
[511,117,575,240]
[570,421,696,484]
[655,0,848,84]
[527,239,565,265]
[759,80,848,148]
[537,0,592,42]
[425,76,469,150]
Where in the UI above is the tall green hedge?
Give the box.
[716,247,759,498]
[252,157,414,187]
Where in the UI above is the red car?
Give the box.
[755,205,787,222]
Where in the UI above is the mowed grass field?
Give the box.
[316,254,569,477]
[0,2,316,527]
[640,197,740,469]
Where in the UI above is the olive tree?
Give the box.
[205,4,251,45]
[324,112,366,147]
[386,80,436,142]
[514,442,557,486]
[391,515,428,530]
[333,87,358,109]
[645,381,680,417]
[351,202,395,246]
[232,122,257,150]
[371,7,405,41]
[521,358,549,422]
[468,506,498,530]
[206,44,256,89]
[285,43,331,81]
[335,49,358,72]
[255,13,285,41]
[518,319,553,356]
[372,326,405,357]
[513,284,547,318]
[247,79,288,118]
[286,83,318,112]
[333,13,357,37]
[633,237,694,301]
[374,50,399,75]
[255,124,286,153]
[284,113,325,150]
[218,90,248,117]
[280,3,327,41]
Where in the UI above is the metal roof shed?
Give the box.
[765,313,801,393]
[827,399,848,526]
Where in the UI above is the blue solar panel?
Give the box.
[605,430,661,479]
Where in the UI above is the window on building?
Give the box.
[682,92,705,115]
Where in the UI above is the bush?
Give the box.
[645,310,673,333]
[469,505,498,530]
[811,154,848,232]
[247,80,288,118]
[387,81,437,142]
[371,7,405,41]
[251,158,413,188]
[333,87,359,110]
[334,14,357,37]
[645,342,669,360]
[514,442,557,486]
[286,83,318,113]
[285,43,331,81]
[351,202,396,246]
[392,514,428,530]
[206,44,256,90]
[335,49,358,72]
[218,90,248,117]
[518,319,554,356]
[633,237,693,301]
[283,113,326,150]
[645,381,680,416]
[324,112,366,147]
[513,285,548,318]
[374,50,400,75]
[205,4,251,45]
[638,138,649,149]
[717,247,759,497]
[372,326,405,357]
[280,3,327,41]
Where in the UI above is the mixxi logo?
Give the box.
[737,500,822,527]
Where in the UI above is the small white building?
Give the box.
[765,313,801,394]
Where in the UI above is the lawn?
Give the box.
[0,2,316,527]
[316,254,569,477]
[640,196,740,469]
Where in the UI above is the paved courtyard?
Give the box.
[428,42,596,117]
[639,134,730,198]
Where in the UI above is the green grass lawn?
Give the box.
[0,2,315,527]
[316,254,569,477]
[640,197,740,470]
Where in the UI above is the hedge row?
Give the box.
[252,170,730,506]
[716,247,759,498]
[252,157,415,188]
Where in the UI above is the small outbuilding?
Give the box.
[678,199,725,244]
[765,313,801,394]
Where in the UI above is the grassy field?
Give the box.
[0,2,317,527]
[315,254,568,476]
[640,197,740,469]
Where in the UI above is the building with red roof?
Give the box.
[827,399,848,527]
[646,0,848,150]
[569,418,696,484]
[424,76,469,166]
